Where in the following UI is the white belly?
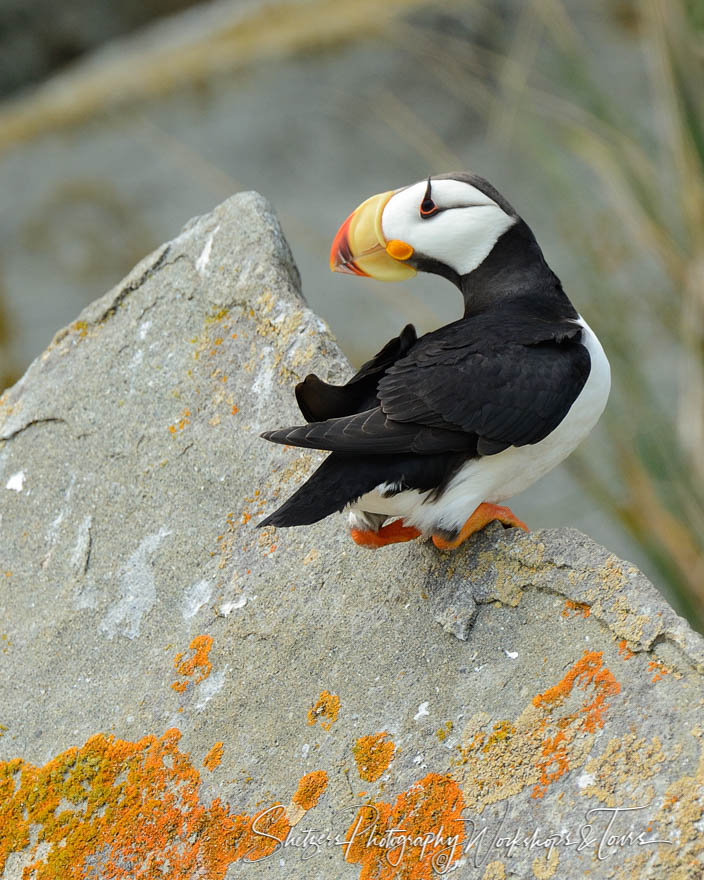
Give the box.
[349,318,610,535]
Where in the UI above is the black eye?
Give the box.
[420,177,441,218]
[420,197,440,218]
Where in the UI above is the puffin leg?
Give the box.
[432,503,528,551]
[350,519,421,548]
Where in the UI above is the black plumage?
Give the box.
[259,303,590,528]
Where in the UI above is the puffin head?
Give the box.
[330,173,520,287]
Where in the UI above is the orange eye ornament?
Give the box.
[419,177,441,218]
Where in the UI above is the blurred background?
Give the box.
[0,0,702,629]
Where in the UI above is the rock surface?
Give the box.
[1,193,703,880]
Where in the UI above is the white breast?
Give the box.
[349,318,610,535]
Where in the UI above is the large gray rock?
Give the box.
[0,193,702,880]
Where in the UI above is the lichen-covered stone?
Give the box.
[0,193,702,880]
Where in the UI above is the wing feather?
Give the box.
[262,313,590,457]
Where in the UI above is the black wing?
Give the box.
[378,318,590,454]
[263,313,590,457]
[295,324,417,422]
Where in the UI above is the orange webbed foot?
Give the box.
[432,503,528,551]
[350,519,422,548]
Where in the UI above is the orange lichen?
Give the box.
[454,653,624,810]
[561,599,591,618]
[618,640,634,659]
[203,742,224,771]
[292,770,328,810]
[531,651,620,797]
[353,733,396,782]
[344,773,465,878]
[0,728,294,879]
[533,652,619,719]
[534,727,571,798]
[168,408,191,434]
[232,405,239,415]
[307,691,340,730]
[648,659,671,683]
[172,634,214,693]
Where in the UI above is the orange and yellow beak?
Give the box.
[329,190,417,281]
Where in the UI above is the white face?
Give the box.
[381,178,516,276]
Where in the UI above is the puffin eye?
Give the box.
[419,176,441,218]
[420,197,440,218]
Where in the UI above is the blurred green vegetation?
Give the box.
[403,0,704,628]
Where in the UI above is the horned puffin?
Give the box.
[259,173,610,549]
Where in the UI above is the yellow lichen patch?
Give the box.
[482,861,506,880]
[454,653,621,810]
[303,548,319,565]
[0,728,293,879]
[614,731,704,878]
[203,741,224,771]
[454,707,545,811]
[436,721,453,743]
[532,847,559,878]
[344,773,465,879]
[205,307,230,325]
[353,733,396,782]
[473,551,525,607]
[172,634,214,693]
[71,319,89,338]
[269,452,317,490]
[596,555,628,596]
[215,512,237,570]
[482,720,515,752]
[307,691,340,730]
[292,770,328,810]
[252,292,305,349]
[561,599,591,618]
[579,734,665,807]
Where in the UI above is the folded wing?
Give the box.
[263,313,590,458]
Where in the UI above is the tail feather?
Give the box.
[258,449,470,529]
[259,453,384,528]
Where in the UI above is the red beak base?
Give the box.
[329,212,370,276]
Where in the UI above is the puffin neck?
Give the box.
[458,220,578,321]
